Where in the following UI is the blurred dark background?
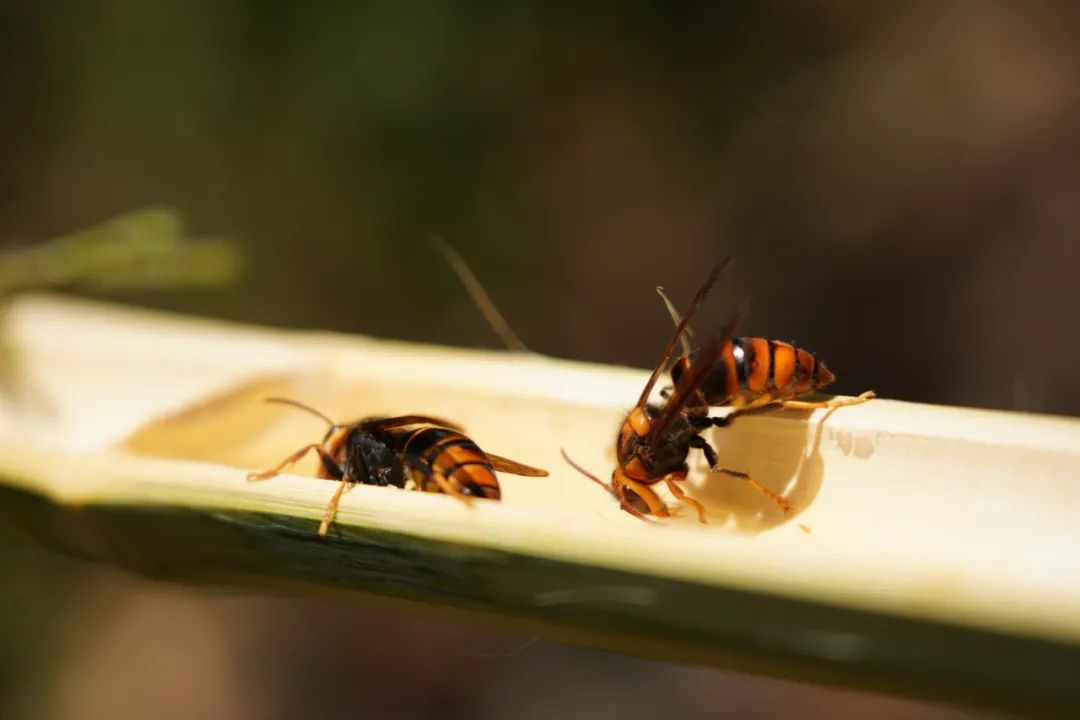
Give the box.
[2,1,1077,718]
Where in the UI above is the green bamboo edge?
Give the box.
[1,480,1075,718]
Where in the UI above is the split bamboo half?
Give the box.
[0,294,1077,715]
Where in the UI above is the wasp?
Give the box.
[565,258,872,523]
[657,286,875,417]
[247,399,548,536]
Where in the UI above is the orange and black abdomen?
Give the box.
[673,337,837,406]
[401,426,501,500]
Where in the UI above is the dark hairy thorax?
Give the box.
[621,404,696,478]
[342,426,408,487]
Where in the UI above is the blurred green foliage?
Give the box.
[0,207,241,295]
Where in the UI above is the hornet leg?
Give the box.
[690,394,785,432]
[318,475,354,537]
[689,391,874,434]
[663,474,707,523]
[781,390,876,411]
[247,444,343,481]
[689,435,792,514]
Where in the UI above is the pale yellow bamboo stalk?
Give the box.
[0,294,1077,715]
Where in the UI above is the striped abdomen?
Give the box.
[673,337,837,407]
[400,426,501,500]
